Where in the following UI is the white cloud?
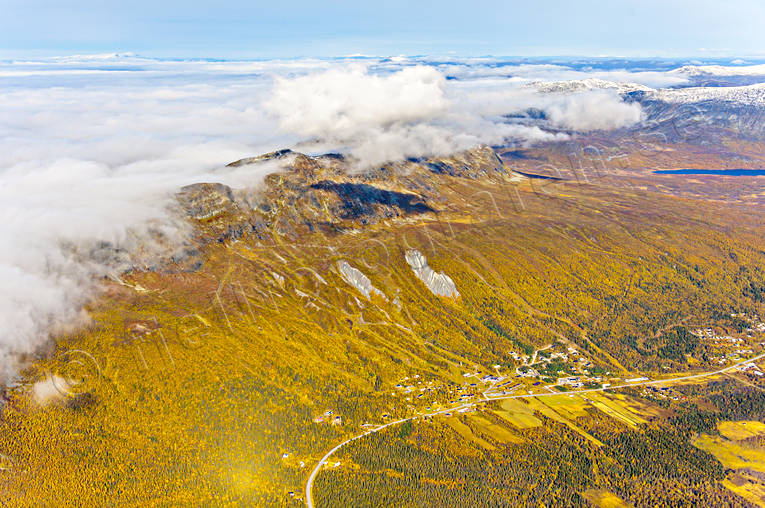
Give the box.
[31,375,71,406]
[267,65,448,138]
[265,64,646,167]
[0,72,294,382]
[265,65,452,167]
[544,90,644,131]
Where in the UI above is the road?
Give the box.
[305,352,765,507]
[305,403,472,507]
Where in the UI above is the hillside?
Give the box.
[1,145,765,506]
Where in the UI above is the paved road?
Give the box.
[305,403,472,507]
[305,352,765,507]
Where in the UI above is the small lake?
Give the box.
[654,169,765,176]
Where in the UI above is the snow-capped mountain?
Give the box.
[525,77,765,140]
[528,78,652,95]
[671,64,765,77]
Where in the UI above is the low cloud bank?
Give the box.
[545,90,643,131]
[0,77,289,382]
[0,55,655,380]
[266,64,643,168]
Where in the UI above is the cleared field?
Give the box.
[445,417,495,450]
[608,392,665,419]
[500,398,533,413]
[719,421,765,441]
[585,393,647,429]
[494,399,542,429]
[540,394,589,419]
[493,410,542,429]
[467,414,524,444]
[693,435,765,473]
[524,397,604,447]
[582,488,633,508]
[724,473,765,508]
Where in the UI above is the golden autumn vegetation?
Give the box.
[0,150,764,506]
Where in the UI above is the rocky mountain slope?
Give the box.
[175,145,519,245]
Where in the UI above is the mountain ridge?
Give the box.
[176,145,520,243]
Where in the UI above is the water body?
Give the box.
[654,169,765,176]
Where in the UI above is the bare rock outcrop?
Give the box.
[177,182,237,220]
[404,249,459,298]
[420,145,507,179]
[337,261,386,300]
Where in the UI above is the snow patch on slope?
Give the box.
[337,261,386,300]
[405,250,459,298]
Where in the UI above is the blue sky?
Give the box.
[2,0,765,58]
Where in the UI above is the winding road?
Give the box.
[305,352,765,507]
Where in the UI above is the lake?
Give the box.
[654,169,765,176]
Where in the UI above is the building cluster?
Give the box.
[312,409,342,426]
[736,362,764,377]
[640,385,682,401]
[693,318,764,366]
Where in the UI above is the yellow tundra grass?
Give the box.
[582,488,634,508]
[693,434,765,473]
[467,414,524,444]
[718,421,765,441]
[445,417,495,450]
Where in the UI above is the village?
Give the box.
[693,312,765,377]
[301,316,765,506]
[311,315,765,430]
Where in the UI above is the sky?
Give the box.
[2,0,765,58]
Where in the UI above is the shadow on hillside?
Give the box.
[310,181,434,219]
